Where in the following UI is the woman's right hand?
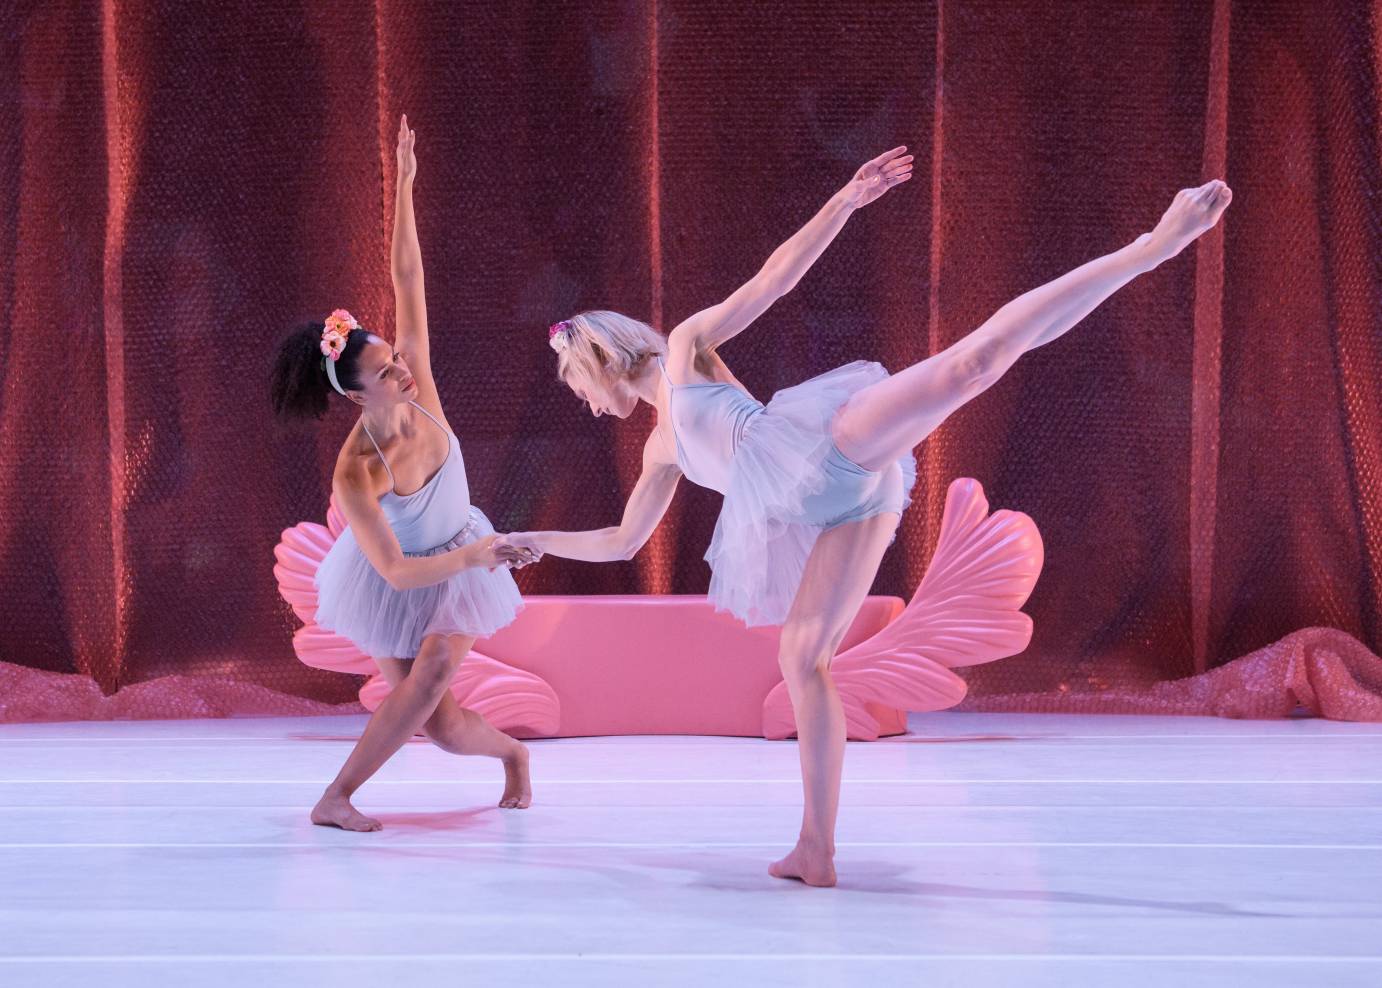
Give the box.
[466,534,533,572]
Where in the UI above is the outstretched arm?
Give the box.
[668,146,913,359]
[498,432,682,562]
[391,114,436,397]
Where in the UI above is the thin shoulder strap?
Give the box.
[358,421,396,488]
[653,356,687,468]
[408,400,451,437]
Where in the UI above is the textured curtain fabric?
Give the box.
[1,1,1378,709]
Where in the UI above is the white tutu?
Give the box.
[703,361,918,627]
[313,504,523,658]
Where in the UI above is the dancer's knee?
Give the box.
[408,643,457,699]
[420,709,455,750]
[778,623,841,684]
[947,338,1008,394]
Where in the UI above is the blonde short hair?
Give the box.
[554,310,667,387]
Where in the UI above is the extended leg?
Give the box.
[833,181,1232,471]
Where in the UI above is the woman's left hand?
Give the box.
[842,145,913,209]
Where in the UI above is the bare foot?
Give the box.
[769,840,837,887]
[1143,179,1232,264]
[498,743,532,809]
[311,789,382,832]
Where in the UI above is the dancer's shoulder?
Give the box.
[699,348,746,387]
[663,328,735,387]
[332,429,392,499]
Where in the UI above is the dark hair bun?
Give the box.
[271,323,333,420]
[270,322,369,420]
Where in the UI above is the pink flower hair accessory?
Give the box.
[321,308,361,395]
[321,309,360,361]
[548,319,571,353]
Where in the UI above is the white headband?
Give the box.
[324,358,348,396]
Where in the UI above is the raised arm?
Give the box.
[391,114,436,399]
[668,145,913,361]
[498,431,682,562]
[334,454,526,591]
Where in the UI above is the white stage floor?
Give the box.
[0,711,1379,987]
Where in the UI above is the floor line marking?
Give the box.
[0,953,1379,964]
[2,840,1379,850]
[3,778,1379,785]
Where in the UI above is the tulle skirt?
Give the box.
[313,505,523,658]
[704,360,918,627]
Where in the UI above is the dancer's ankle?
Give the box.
[321,781,356,801]
[797,831,836,856]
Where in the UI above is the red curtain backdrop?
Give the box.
[1,1,1378,706]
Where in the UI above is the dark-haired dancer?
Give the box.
[503,144,1231,883]
[271,116,538,830]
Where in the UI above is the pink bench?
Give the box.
[275,478,1044,741]
[369,594,907,738]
